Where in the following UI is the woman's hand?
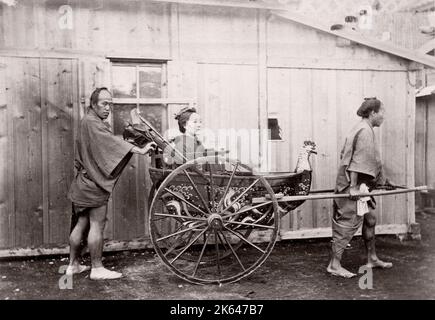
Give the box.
[132,142,157,155]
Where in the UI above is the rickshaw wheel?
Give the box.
[149,156,280,285]
[148,173,253,263]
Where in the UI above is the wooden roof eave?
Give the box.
[146,0,292,10]
[416,85,435,98]
[272,10,435,70]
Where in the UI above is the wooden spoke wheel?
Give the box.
[148,156,280,284]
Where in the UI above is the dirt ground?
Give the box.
[1,211,434,300]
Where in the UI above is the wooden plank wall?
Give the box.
[40,58,77,244]
[427,97,435,189]
[415,98,427,189]
[176,5,261,168]
[416,96,435,190]
[0,0,171,58]
[0,57,79,249]
[6,58,44,247]
[0,63,8,248]
[196,64,260,166]
[178,4,258,63]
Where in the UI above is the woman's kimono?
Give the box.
[164,134,207,165]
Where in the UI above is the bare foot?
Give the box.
[66,264,91,276]
[90,267,122,280]
[327,265,357,278]
[365,259,393,269]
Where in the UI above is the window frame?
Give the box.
[267,113,283,142]
[109,59,194,137]
[110,59,194,105]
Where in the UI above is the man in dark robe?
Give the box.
[67,87,155,280]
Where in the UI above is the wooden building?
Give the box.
[1,0,435,257]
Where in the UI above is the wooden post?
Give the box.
[4,58,15,248]
[0,61,8,248]
[406,70,417,227]
[257,9,268,172]
[40,58,50,244]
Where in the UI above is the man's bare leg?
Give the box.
[88,205,122,280]
[327,248,357,278]
[67,214,91,275]
[88,205,107,268]
[362,211,392,269]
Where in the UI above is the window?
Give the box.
[268,116,282,141]
[112,63,164,99]
[111,61,168,136]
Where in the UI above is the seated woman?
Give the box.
[163,107,207,165]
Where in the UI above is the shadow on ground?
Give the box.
[1,212,434,300]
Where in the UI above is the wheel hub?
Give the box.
[207,213,224,231]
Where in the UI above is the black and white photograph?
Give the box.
[0,0,435,306]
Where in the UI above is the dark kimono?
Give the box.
[68,109,133,209]
[332,119,385,258]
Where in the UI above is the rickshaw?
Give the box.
[123,112,427,285]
